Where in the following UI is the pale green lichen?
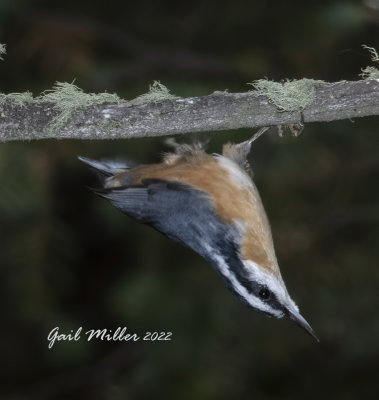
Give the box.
[360,66,379,79]
[360,45,379,79]
[36,81,121,132]
[249,78,323,111]
[0,91,33,107]
[363,45,379,62]
[0,43,6,60]
[212,89,229,95]
[0,80,181,135]
[0,81,181,136]
[129,81,178,105]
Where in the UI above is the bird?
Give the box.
[79,127,318,341]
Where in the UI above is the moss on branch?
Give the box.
[248,79,324,112]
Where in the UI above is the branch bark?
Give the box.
[0,79,378,142]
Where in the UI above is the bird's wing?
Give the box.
[96,179,226,253]
[97,179,209,222]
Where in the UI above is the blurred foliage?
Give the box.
[0,0,379,399]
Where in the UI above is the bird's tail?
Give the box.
[78,156,129,178]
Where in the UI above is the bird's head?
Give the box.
[240,259,318,341]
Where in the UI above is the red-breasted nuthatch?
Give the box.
[79,128,318,341]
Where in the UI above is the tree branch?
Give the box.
[0,79,378,142]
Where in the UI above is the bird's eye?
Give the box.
[259,288,271,300]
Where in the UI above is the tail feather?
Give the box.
[78,156,129,177]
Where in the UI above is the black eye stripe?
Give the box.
[208,229,287,316]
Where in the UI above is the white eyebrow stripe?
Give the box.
[243,259,299,313]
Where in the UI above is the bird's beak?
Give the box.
[286,306,319,342]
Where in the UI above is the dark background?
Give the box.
[1,1,379,399]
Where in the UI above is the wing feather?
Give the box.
[96,179,225,255]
